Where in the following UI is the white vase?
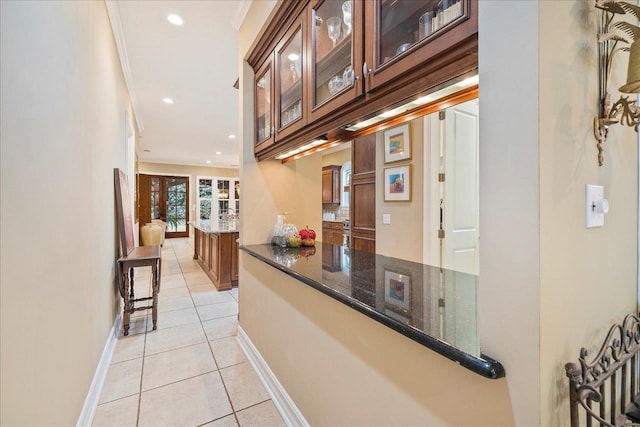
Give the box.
[141,222,162,246]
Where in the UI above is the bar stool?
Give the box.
[114,168,162,335]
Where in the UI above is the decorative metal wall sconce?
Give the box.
[594,1,640,166]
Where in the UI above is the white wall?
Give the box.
[538,1,638,425]
[478,1,541,425]
[0,1,134,424]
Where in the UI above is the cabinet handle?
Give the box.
[362,62,370,78]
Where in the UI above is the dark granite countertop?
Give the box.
[189,221,239,234]
[240,243,505,379]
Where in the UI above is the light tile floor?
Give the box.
[93,238,286,427]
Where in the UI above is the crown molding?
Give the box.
[105,0,144,135]
[231,1,252,31]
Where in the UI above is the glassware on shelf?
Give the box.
[326,16,342,48]
[437,0,462,29]
[341,1,352,36]
[419,11,437,39]
[328,75,344,95]
[343,65,354,86]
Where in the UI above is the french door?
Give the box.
[139,174,189,238]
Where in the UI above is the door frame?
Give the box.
[139,172,191,238]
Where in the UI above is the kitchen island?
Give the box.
[190,221,239,290]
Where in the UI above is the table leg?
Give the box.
[122,268,131,336]
[151,261,158,330]
[129,268,135,300]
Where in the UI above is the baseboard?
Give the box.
[237,326,309,427]
[76,313,122,427]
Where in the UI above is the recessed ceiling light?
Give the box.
[167,14,183,26]
[228,134,236,139]
[288,53,299,61]
[216,151,222,155]
[206,160,212,164]
[163,97,174,104]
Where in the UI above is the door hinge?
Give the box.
[438,229,445,239]
[438,173,445,182]
[438,298,446,308]
[439,110,446,120]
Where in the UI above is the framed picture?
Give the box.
[384,164,412,202]
[384,124,411,163]
[384,270,410,312]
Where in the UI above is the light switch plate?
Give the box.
[383,214,391,224]
[586,184,604,228]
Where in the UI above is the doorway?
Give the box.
[139,174,189,238]
[424,99,479,275]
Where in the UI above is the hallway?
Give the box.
[92,238,285,427]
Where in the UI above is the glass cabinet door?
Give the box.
[277,26,303,130]
[365,0,473,91]
[255,56,274,151]
[275,19,306,140]
[310,0,363,120]
[376,0,464,68]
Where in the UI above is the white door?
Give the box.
[442,99,479,275]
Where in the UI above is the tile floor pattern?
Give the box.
[93,238,286,427]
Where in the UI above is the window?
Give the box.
[197,176,240,221]
[341,161,351,207]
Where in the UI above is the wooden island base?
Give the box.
[192,224,239,291]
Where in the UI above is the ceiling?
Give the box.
[111,0,250,169]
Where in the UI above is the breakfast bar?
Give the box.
[190,221,239,290]
[240,242,504,379]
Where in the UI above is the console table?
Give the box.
[117,245,161,335]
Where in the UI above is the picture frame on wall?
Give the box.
[384,164,412,202]
[384,270,411,313]
[384,123,411,163]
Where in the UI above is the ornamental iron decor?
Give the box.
[593,1,640,166]
[565,313,640,426]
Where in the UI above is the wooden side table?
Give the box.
[117,245,161,336]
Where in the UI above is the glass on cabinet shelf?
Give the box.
[255,63,272,145]
[377,0,464,68]
[313,0,354,108]
[278,25,302,129]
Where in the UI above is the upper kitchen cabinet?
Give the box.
[308,0,364,121]
[363,0,477,92]
[275,17,306,140]
[255,54,275,152]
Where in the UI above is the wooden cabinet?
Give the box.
[363,0,476,92]
[255,55,275,152]
[275,16,306,140]
[350,134,376,253]
[192,227,239,291]
[250,0,478,159]
[232,237,239,282]
[322,165,341,204]
[322,221,345,246]
[307,0,365,122]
